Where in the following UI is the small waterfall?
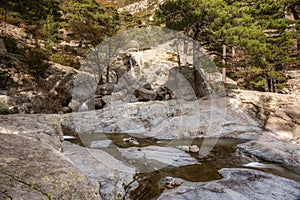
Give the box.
[243,162,281,170]
[129,58,136,79]
[78,101,88,112]
[63,135,77,140]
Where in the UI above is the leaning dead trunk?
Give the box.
[193,40,208,98]
[264,73,269,92]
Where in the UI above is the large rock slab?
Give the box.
[237,138,300,169]
[119,145,197,169]
[228,90,300,143]
[63,142,135,200]
[61,96,262,140]
[61,100,205,139]
[0,133,100,200]
[0,92,264,142]
[157,168,300,200]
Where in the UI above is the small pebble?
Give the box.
[176,145,200,153]
[160,176,182,189]
[189,145,200,153]
[123,137,139,145]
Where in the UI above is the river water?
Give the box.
[65,133,300,199]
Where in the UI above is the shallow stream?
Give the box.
[65,133,300,199]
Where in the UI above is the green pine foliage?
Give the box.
[0,0,61,35]
[63,0,120,48]
[155,0,300,93]
[49,53,80,68]
[43,13,61,49]
[0,0,298,90]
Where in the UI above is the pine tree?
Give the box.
[64,0,120,48]
[223,0,294,92]
[43,13,60,49]
[155,0,297,93]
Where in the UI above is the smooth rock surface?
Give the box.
[61,100,204,139]
[0,114,63,151]
[237,138,300,169]
[157,168,300,200]
[61,95,263,140]
[89,140,112,148]
[119,145,197,168]
[63,142,136,200]
[0,133,100,200]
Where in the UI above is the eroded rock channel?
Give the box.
[1,90,300,199]
[64,133,300,200]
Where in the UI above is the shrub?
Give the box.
[24,48,50,78]
[49,53,80,69]
[0,10,23,26]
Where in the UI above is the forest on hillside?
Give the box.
[0,0,299,92]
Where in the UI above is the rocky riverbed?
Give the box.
[0,89,299,199]
[1,5,299,200]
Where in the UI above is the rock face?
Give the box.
[0,23,80,114]
[228,89,300,143]
[284,69,300,95]
[0,133,100,200]
[0,43,77,114]
[0,113,102,199]
[237,139,300,169]
[63,142,135,200]
[118,0,164,14]
[1,59,77,114]
[89,140,112,148]
[157,168,300,200]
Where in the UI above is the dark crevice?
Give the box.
[1,191,13,200]
[123,173,140,200]
[285,112,300,126]
[242,102,270,129]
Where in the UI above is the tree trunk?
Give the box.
[222,45,226,64]
[270,78,274,93]
[274,79,278,93]
[222,68,226,83]
[297,38,300,61]
[193,40,208,98]
[264,73,269,92]
[183,38,188,65]
[4,9,7,28]
[106,65,110,83]
[175,40,181,66]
